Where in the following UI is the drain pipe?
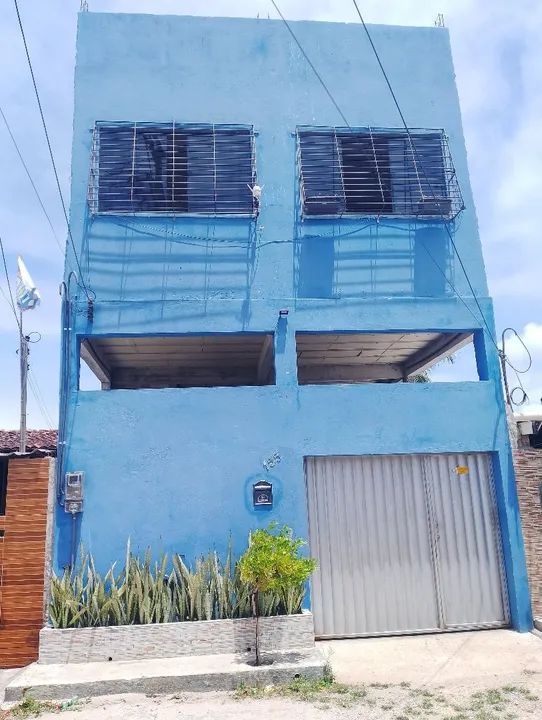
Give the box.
[70,513,77,571]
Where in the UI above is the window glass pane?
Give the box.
[340,135,392,214]
[98,125,134,212]
[215,130,254,214]
[186,128,215,213]
[299,128,461,219]
[95,124,254,215]
[298,131,345,215]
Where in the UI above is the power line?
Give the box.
[270,0,531,401]
[0,235,22,334]
[500,327,532,407]
[109,218,375,247]
[350,0,499,350]
[12,0,92,301]
[415,235,497,334]
[269,0,494,343]
[269,0,351,127]
[0,105,65,257]
[28,376,52,428]
[28,369,54,428]
[349,1,533,404]
[351,1,414,150]
[112,216,493,341]
[501,327,532,374]
[0,285,15,311]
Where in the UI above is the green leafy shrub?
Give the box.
[239,524,316,597]
[49,530,312,629]
[238,523,317,664]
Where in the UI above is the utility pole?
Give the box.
[19,309,29,454]
[15,256,41,452]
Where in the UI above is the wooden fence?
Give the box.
[0,457,52,668]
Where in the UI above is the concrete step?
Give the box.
[4,650,325,701]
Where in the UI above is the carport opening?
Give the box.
[296,331,478,385]
[79,333,275,390]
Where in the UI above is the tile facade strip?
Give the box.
[514,450,542,616]
[39,612,315,664]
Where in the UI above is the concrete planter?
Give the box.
[39,611,315,664]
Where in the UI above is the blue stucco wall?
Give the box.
[57,12,531,631]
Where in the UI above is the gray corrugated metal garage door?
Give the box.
[305,453,508,638]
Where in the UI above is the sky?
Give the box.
[0,0,540,428]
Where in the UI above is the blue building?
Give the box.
[57,10,532,638]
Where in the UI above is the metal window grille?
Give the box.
[297,127,464,220]
[88,122,257,216]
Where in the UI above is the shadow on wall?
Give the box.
[84,215,259,322]
[295,222,452,299]
[82,214,454,312]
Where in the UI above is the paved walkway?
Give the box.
[321,629,542,688]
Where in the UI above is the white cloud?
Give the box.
[457,2,542,304]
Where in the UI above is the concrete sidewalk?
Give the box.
[321,629,542,689]
[3,631,542,720]
[4,650,325,701]
[0,668,23,702]
[3,629,541,706]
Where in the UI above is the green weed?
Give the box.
[2,695,83,719]
[234,676,368,705]
[7,697,60,718]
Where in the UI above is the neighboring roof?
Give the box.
[0,429,57,458]
[514,414,542,423]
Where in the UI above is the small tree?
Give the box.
[238,523,316,665]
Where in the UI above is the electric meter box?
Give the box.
[64,471,84,513]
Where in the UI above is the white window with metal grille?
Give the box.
[88,122,257,216]
[297,126,464,219]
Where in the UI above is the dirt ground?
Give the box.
[2,631,541,719]
[5,675,542,720]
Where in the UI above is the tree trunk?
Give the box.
[252,589,260,666]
